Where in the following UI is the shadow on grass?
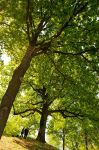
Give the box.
[14,138,34,150]
[14,137,58,150]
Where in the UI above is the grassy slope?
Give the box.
[0,136,58,150]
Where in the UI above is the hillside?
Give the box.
[0,136,58,150]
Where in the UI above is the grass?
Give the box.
[0,136,58,150]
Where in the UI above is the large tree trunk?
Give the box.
[0,45,40,138]
[36,104,48,143]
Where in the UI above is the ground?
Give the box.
[0,136,58,150]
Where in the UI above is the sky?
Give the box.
[1,54,10,65]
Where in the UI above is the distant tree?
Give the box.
[48,116,99,149]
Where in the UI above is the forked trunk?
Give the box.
[0,45,39,138]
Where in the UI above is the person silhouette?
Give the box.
[21,128,25,137]
[24,128,29,139]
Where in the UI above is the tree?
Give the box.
[0,0,99,138]
[13,83,86,143]
[48,115,99,149]
[12,51,98,143]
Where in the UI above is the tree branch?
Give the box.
[37,1,88,54]
[20,112,34,118]
[31,16,50,45]
[47,54,75,85]
[51,1,88,40]
[49,109,85,118]
[53,49,96,56]
[13,106,42,116]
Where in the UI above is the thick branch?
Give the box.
[38,1,88,54]
[35,2,88,53]
[13,107,42,116]
[50,109,99,121]
[31,16,50,45]
[28,82,49,100]
[49,109,85,118]
[20,112,34,118]
[53,49,96,56]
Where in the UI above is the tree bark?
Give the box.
[0,45,40,138]
[36,103,48,143]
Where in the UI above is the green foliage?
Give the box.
[0,0,99,148]
[48,116,99,149]
[4,115,25,136]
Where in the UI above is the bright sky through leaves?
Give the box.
[1,54,10,65]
